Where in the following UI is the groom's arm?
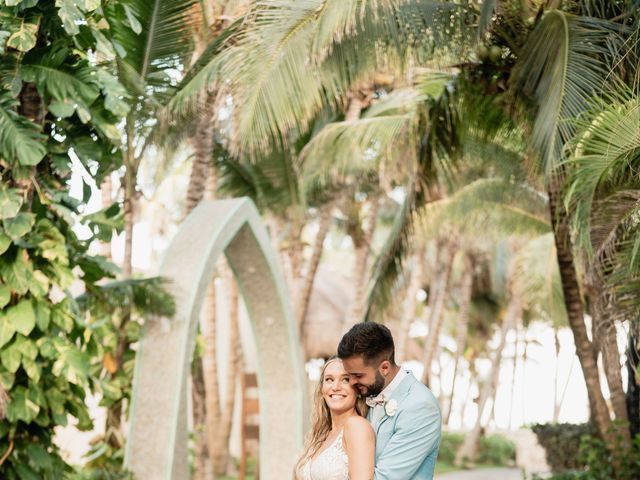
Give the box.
[374,398,441,480]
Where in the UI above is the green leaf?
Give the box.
[6,299,36,336]
[51,304,74,332]
[0,284,10,309]
[33,299,50,331]
[16,335,38,360]
[22,356,41,382]
[0,369,15,390]
[0,250,34,295]
[29,270,50,298]
[0,93,46,166]
[6,18,38,52]
[3,212,35,240]
[54,346,89,384]
[0,233,10,255]
[46,387,66,415]
[37,337,56,359]
[49,100,75,118]
[0,186,22,220]
[0,313,16,348]
[0,342,21,373]
[15,462,39,480]
[56,0,84,35]
[123,5,142,34]
[26,443,52,470]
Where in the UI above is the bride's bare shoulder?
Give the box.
[344,415,374,439]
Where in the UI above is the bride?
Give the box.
[295,357,375,480]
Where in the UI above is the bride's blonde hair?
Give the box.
[293,357,368,478]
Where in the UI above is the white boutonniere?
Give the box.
[384,398,398,417]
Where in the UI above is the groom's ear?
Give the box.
[379,360,391,375]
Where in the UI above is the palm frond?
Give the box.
[564,92,640,256]
[416,178,550,243]
[512,233,568,326]
[166,19,240,117]
[364,185,416,321]
[217,0,473,153]
[105,0,197,102]
[511,10,622,175]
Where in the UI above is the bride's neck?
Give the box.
[330,408,356,431]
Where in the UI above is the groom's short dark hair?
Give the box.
[337,322,396,366]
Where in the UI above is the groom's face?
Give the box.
[342,355,389,397]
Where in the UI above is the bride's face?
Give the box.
[321,360,358,413]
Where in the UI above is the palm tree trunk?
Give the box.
[397,248,426,364]
[455,295,521,466]
[101,175,113,260]
[211,275,241,475]
[553,325,561,423]
[593,307,629,438]
[626,331,640,436]
[185,96,216,215]
[348,198,380,324]
[421,242,454,385]
[203,274,220,476]
[296,206,331,339]
[508,320,519,429]
[547,182,614,446]
[445,252,472,426]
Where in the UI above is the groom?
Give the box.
[338,322,441,479]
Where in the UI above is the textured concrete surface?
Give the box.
[436,467,523,480]
[125,199,306,480]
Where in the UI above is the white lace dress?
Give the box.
[300,429,349,480]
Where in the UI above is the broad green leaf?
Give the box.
[29,270,50,298]
[49,100,75,118]
[0,186,22,219]
[0,30,9,55]
[0,314,16,348]
[37,337,56,359]
[22,356,41,381]
[0,284,10,308]
[0,233,10,255]
[6,386,39,424]
[0,342,21,373]
[33,299,50,331]
[0,93,47,166]
[6,18,38,52]
[45,387,66,415]
[51,304,74,332]
[6,299,36,336]
[16,335,38,360]
[54,346,89,384]
[82,0,99,11]
[15,463,39,480]
[3,212,35,240]
[26,443,52,470]
[0,369,14,390]
[56,0,83,35]
[123,5,142,34]
[0,250,34,295]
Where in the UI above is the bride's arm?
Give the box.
[343,416,375,480]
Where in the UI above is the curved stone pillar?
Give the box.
[125,198,306,479]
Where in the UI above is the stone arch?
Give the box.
[125,198,307,479]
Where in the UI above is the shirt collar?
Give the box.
[369,368,408,403]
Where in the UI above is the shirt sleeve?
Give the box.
[374,398,441,480]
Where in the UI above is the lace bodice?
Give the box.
[300,429,349,480]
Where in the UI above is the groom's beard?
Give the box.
[363,371,386,398]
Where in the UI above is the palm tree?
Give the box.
[100,0,198,447]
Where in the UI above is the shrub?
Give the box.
[436,431,516,466]
[437,432,464,464]
[477,434,517,465]
[531,422,597,472]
